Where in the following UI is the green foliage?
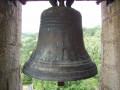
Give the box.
[21,26,101,90]
[21,33,38,85]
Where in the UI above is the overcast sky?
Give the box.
[22,1,101,33]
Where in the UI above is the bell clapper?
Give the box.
[58,82,65,86]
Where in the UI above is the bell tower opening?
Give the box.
[1,0,120,90]
[22,1,101,89]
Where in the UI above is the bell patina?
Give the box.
[23,0,97,85]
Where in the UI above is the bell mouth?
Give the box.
[23,60,97,81]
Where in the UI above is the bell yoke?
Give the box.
[49,0,74,7]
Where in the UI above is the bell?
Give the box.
[23,0,97,85]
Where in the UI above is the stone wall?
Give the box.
[0,0,120,90]
[99,0,120,90]
[0,0,22,90]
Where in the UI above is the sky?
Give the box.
[22,1,101,33]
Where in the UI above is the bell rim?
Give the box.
[23,59,98,81]
[23,65,97,81]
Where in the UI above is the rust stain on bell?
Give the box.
[23,0,97,82]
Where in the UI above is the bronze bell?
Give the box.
[23,0,97,85]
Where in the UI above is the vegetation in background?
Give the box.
[21,26,101,90]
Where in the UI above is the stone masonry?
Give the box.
[99,0,120,90]
[0,0,22,90]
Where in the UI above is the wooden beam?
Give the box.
[17,0,113,6]
[18,0,105,5]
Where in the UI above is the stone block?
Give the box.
[99,65,120,90]
[116,0,120,12]
[102,13,120,43]
[101,18,117,43]
[102,42,120,69]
